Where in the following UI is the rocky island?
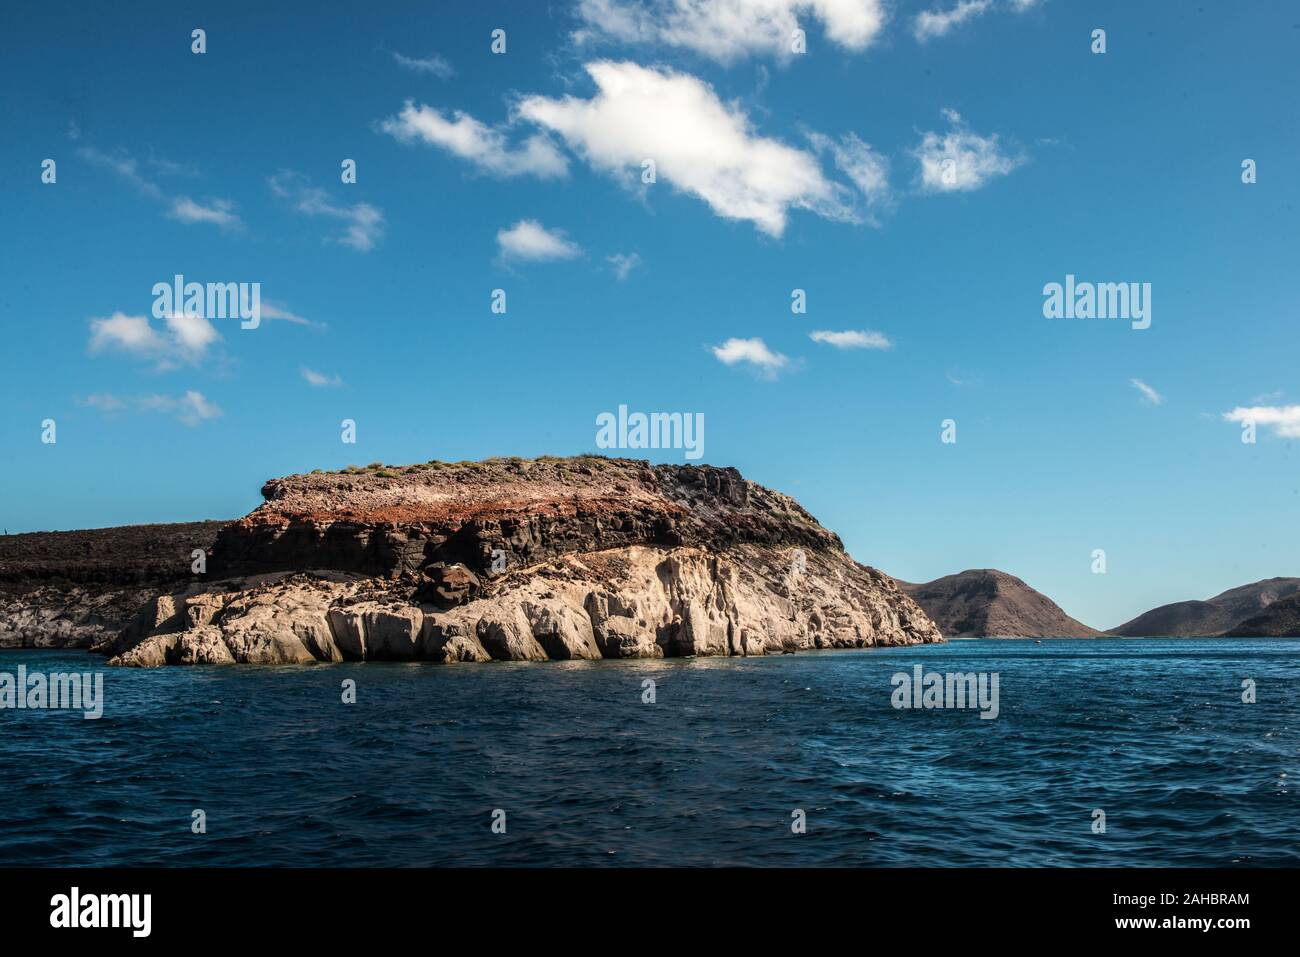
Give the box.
[1,457,942,665]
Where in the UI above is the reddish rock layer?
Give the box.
[209,457,843,581]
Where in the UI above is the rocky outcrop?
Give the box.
[0,458,940,665]
[1108,577,1300,637]
[106,543,938,666]
[897,568,1100,638]
[206,457,841,581]
[0,521,227,587]
[96,456,941,665]
[0,521,226,649]
[0,584,158,649]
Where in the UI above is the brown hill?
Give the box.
[1227,592,1300,637]
[897,568,1100,638]
[1108,578,1300,636]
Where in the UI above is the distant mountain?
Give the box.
[1108,578,1300,637]
[1228,593,1300,637]
[897,569,1100,638]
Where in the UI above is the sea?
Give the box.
[0,638,1295,866]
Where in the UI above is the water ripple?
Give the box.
[0,638,1297,866]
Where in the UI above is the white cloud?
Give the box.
[79,146,239,229]
[807,131,891,220]
[1130,378,1162,405]
[269,172,385,251]
[146,152,199,177]
[913,0,992,41]
[913,109,1023,193]
[1222,405,1300,439]
[88,312,165,356]
[77,146,162,198]
[378,101,568,179]
[164,312,220,360]
[175,390,221,425]
[261,302,320,328]
[88,311,220,368]
[573,0,888,62]
[169,196,242,229]
[711,337,790,376]
[518,61,850,236]
[497,219,582,261]
[809,329,891,349]
[607,252,642,279]
[392,51,454,78]
[301,367,343,388]
[914,0,1040,43]
[80,390,222,427]
[82,393,124,412]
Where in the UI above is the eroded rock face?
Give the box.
[206,457,843,581]
[106,543,941,666]
[0,585,157,650]
[5,456,941,666]
[0,520,226,650]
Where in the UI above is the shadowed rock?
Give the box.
[415,563,482,608]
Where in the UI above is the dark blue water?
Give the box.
[0,639,1296,866]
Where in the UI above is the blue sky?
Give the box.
[2,0,1297,629]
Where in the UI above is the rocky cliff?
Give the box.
[0,521,226,650]
[897,568,1100,638]
[100,456,942,665]
[207,456,840,579]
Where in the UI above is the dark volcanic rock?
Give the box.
[1226,593,1300,637]
[0,521,227,588]
[0,521,227,649]
[1109,577,1300,637]
[897,568,1099,638]
[416,563,482,609]
[207,457,843,581]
